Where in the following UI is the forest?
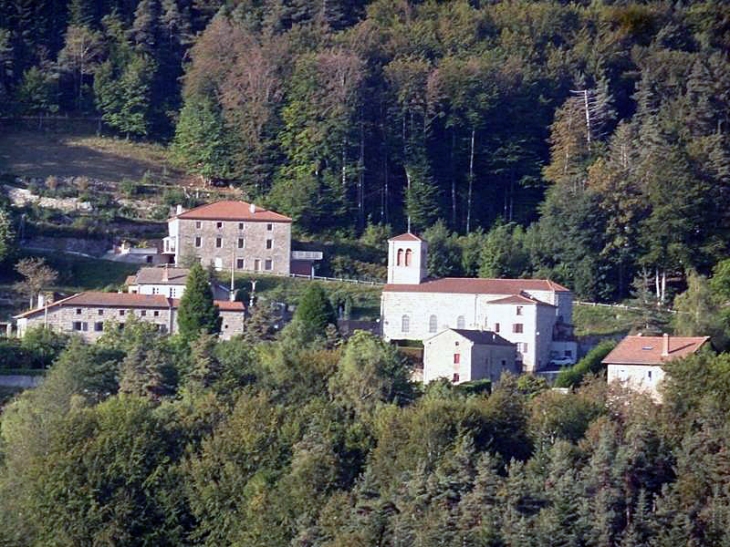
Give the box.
[1,279,730,546]
[1,0,730,301]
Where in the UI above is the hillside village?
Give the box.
[2,0,730,544]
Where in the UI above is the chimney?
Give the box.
[229,288,237,302]
[162,263,169,282]
[176,204,184,215]
[662,333,670,357]
[37,293,45,309]
[249,202,256,214]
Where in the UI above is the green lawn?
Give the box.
[573,303,647,337]
[21,251,139,292]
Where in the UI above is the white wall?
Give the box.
[387,239,428,284]
[607,364,665,401]
[130,284,185,298]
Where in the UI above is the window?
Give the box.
[452,373,460,383]
[453,353,461,364]
[216,237,222,248]
[513,323,524,334]
[73,321,88,331]
[76,308,82,315]
[520,342,529,353]
[216,222,223,229]
[153,311,160,317]
[98,309,104,316]
[457,315,465,329]
[146,256,153,264]
[94,322,104,332]
[266,239,273,249]
[565,350,572,357]
[152,287,160,295]
[119,310,126,316]
[195,236,202,248]
[647,370,653,380]
[397,248,404,265]
[238,237,244,249]
[401,315,410,333]
[141,310,147,317]
[429,315,437,333]
[237,258,244,269]
[195,221,201,229]
[405,248,413,266]
[516,305,523,316]
[494,323,500,333]
[238,222,244,230]
[267,223,273,231]
[264,259,273,271]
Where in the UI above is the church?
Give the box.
[380,233,577,373]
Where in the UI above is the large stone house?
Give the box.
[125,266,232,300]
[603,334,710,401]
[380,233,577,373]
[14,291,245,342]
[423,328,518,385]
[163,200,293,275]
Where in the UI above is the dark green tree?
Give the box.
[176,263,221,340]
[293,283,337,339]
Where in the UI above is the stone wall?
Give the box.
[176,218,291,275]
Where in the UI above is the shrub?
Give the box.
[554,340,617,388]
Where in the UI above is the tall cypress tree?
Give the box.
[177,263,221,340]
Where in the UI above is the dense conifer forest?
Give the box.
[2,0,730,300]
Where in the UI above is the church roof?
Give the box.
[487,294,556,307]
[383,277,570,295]
[389,233,423,242]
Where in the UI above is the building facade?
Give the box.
[380,234,577,373]
[164,201,292,275]
[14,292,245,341]
[423,328,517,384]
[603,334,710,401]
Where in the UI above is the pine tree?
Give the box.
[177,263,221,340]
[293,283,337,338]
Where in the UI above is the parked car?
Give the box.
[549,356,576,367]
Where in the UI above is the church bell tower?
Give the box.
[387,233,428,285]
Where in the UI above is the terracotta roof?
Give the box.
[487,294,555,307]
[131,267,190,285]
[384,277,570,295]
[15,291,244,319]
[602,335,710,366]
[175,200,292,222]
[449,329,515,346]
[389,233,422,242]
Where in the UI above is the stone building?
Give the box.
[423,328,517,385]
[126,266,232,300]
[380,233,577,373]
[14,291,245,341]
[603,334,710,401]
[164,200,293,275]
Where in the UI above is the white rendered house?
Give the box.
[380,233,577,373]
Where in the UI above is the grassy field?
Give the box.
[573,303,647,337]
[0,125,188,185]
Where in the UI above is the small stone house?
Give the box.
[125,266,232,300]
[423,328,518,385]
[603,333,710,401]
[14,291,245,341]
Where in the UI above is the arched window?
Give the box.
[396,248,404,266]
[405,248,413,266]
[457,315,466,329]
[401,315,410,333]
[429,315,438,333]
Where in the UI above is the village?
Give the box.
[5,197,709,402]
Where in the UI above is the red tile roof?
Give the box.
[15,292,244,319]
[389,233,423,242]
[175,200,292,222]
[602,335,709,366]
[487,294,555,307]
[383,277,570,295]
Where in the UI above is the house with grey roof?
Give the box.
[125,266,231,300]
[423,328,518,385]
